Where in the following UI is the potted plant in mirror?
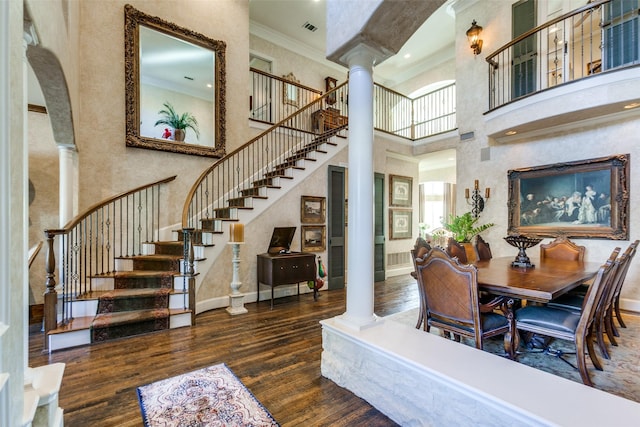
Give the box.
[154,102,200,142]
[441,212,494,262]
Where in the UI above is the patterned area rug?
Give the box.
[137,364,280,427]
[387,308,640,403]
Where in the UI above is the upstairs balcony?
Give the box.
[485,0,640,142]
[249,68,457,142]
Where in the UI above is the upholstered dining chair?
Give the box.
[540,236,586,261]
[515,256,619,387]
[414,247,510,353]
[446,237,468,264]
[474,235,492,260]
[548,245,633,360]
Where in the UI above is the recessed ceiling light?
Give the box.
[206,83,212,88]
[624,102,640,109]
[505,130,517,136]
[404,53,411,59]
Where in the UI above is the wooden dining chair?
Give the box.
[474,235,492,260]
[410,244,431,330]
[540,236,586,261]
[414,247,510,352]
[611,240,639,329]
[446,237,468,264]
[547,247,622,359]
[515,256,619,387]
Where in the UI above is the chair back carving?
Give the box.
[474,235,492,260]
[446,238,468,264]
[540,236,585,261]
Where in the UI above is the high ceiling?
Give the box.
[249,0,455,85]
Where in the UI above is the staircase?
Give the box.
[45,83,349,352]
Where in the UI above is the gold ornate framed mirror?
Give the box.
[124,4,226,157]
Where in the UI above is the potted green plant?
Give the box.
[154,102,200,142]
[442,212,494,243]
[441,212,494,263]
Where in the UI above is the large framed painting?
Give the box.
[390,175,412,207]
[389,209,412,240]
[507,154,629,239]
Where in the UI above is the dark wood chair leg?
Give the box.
[614,300,627,328]
[586,332,603,371]
[576,335,594,387]
[595,320,611,360]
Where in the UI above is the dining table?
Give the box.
[473,256,602,358]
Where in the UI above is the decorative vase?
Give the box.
[174,129,186,142]
[461,242,477,264]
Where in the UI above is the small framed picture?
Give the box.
[389,209,412,240]
[301,196,326,224]
[301,225,326,252]
[390,175,412,207]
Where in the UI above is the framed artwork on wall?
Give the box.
[389,209,412,240]
[390,174,412,207]
[301,225,326,252]
[301,196,326,224]
[507,154,629,239]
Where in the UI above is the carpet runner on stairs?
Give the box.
[90,253,182,342]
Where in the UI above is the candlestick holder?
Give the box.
[465,179,490,219]
[226,242,248,315]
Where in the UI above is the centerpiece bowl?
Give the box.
[504,235,543,268]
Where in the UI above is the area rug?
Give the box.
[387,308,640,403]
[137,363,280,427]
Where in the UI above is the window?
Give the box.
[603,0,640,70]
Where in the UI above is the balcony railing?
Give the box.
[487,0,639,110]
[250,68,323,125]
[250,69,457,141]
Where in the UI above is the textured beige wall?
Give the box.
[72,0,249,218]
[28,111,59,305]
[250,34,348,90]
[454,1,640,303]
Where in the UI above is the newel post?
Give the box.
[182,228,196,325]
[43,231,58,352]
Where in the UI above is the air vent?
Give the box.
[302,21,318,32]
[184,76,194,81]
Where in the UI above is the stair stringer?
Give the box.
[171,136,347,314]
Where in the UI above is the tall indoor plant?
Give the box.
[154,101,200,142]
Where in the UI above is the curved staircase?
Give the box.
[45,83,349,351]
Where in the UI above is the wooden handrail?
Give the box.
[46,175,177,234]
[250,67,323,95]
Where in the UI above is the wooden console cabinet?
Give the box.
[257,252,316,308]
[311,107,347,133]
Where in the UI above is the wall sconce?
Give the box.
[465,179,490,218]
[466,20,483,55]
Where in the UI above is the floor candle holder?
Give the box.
[227,223,248,315]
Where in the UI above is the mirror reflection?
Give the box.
[125,5,226,157]
[140,26,214,145]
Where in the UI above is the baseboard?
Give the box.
[195,284,317,314]
[385,266,413,278]
[620,297,640,314]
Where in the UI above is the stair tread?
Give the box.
[95,270,178,278]
[92,309,170,328]
[96,288,172,298]
[119,254,182,260]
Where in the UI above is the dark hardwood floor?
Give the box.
[29,275,420,426]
